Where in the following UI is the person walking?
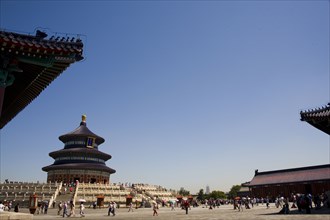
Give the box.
[79,202,85,217]
[184,200,189,214]
[171,202,175,211]
[112,202,116,216]
[128,202,133,212]
[108,201,116,216]
[152,203,158,216]
[108,202,113,216]
[238,200,243,212]
[8,201,12,212]
[36,202,42,214]
[0,201,4,212]
[266,197,270,209]
[57,201,63,215]
[62,202,69,217]
[14,203,19,212]
[68,201,75,217]
[44,202,48,214]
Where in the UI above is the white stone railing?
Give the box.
[48,181,62,208]
[73,181,79,205]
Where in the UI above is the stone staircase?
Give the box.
[53,192,74,205]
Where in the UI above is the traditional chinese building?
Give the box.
[0,29,84,129]
[248,164,330,199]
[248,104,330,199]
[42,115,116,184]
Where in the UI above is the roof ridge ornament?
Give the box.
[80,114,87,126]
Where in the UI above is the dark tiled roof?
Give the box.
[42,163,116,174]
[49,148,112,160]
[0,30,83,57]
[300,104,330,121]
[300,104,330,135]
[0,30,84,129]
[249,164,330,186]
[59,121,105,145]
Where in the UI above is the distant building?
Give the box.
[237,182,250,198]
[248,164,330,199]
[205,185,210,195]
[42,115,116,184]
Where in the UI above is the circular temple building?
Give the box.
[42,115,116,184]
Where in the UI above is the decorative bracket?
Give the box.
[17,56,55,67]
[0,69,15,88]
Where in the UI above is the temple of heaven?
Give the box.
[42,115,116,184]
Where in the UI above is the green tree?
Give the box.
[178,187,190,196]
[228,185,241,199]
[209,190,227,199]
[197,189,205,201]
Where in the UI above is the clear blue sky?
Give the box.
[0,0,329,193]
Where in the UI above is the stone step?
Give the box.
[0,212,33,220]
[54,192,74,203]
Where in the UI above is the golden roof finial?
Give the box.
[82,114,87,123]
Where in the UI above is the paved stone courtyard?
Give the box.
[4,203,329,220]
